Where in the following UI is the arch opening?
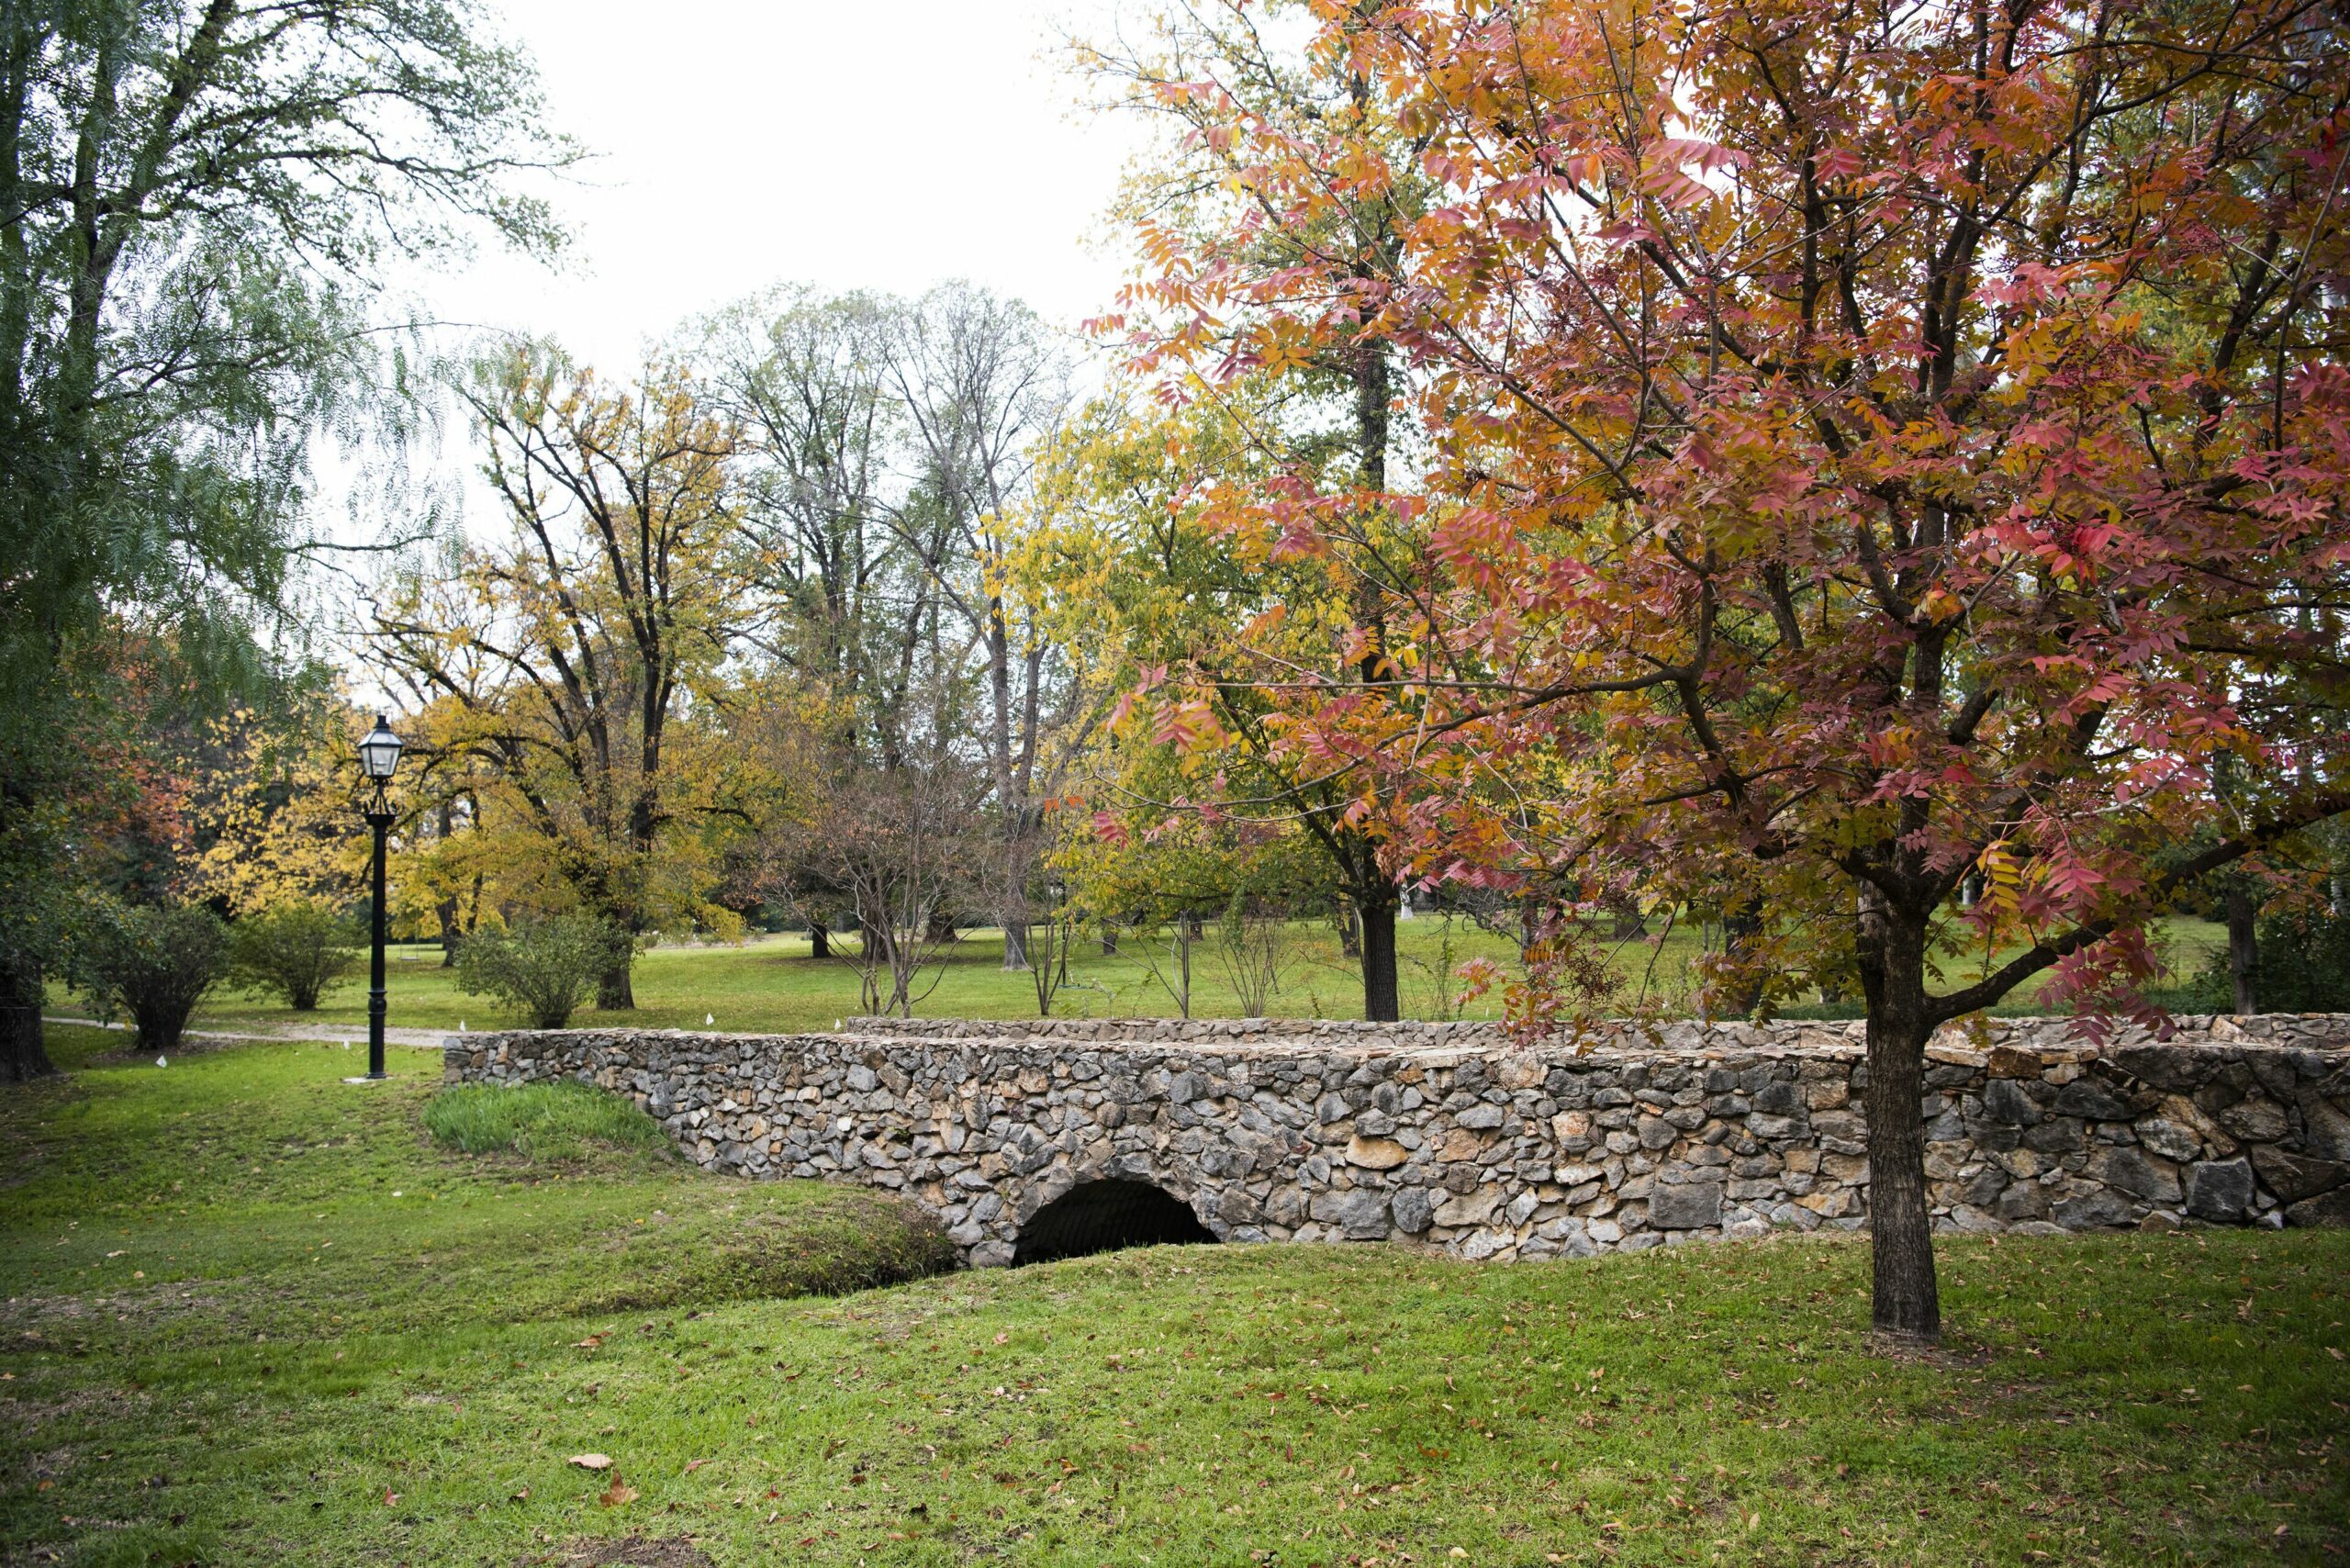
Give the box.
[1011,1179,1217,1266]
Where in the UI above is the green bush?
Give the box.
[229,898,360,1010]
[73,901,231,1051]
[423,1080,666,1163]
[453,913,621,1028]
[2172,906,2350,1013]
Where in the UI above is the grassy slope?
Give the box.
[3,1029,2344,1566]
[152,915,2232,1040]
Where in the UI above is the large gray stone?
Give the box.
[1390,1186,1434,1234]
[2250,1148,2346,1203]
[1308,1187,1393,1238]
[2052,1188,2138,1230]
[2301,1093,2350,1162]
[1981,1078,2041,1126]
[1432,1188,1500,1227]
[2185,1158,2256,1224]
[2286,1187,2350,1227]
[2055,1080,2132,1121]
[1650,1181,1723,1230]
[2134,1116,2202,1162]
[2089,1146,2181,1204]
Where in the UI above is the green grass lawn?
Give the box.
[118,913,2233,1041]
[3,1027,2344,1565]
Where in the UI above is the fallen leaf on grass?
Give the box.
[599,1476,639,1507]
[575,1334,604,1350]
[567,1453,612,1471]
[383,1489,400,1506]
[684,1459,707,1473]
[509,1485,530,1502]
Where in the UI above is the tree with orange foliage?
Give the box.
[1110,0,2350,1341]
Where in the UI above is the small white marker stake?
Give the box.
[705,1013,714,1027]
[459,1020,466,1033]
[155,1056,166,1068]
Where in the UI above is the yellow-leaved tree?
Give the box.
[368,344,756,1008]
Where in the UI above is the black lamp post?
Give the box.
[355,714,404,1081]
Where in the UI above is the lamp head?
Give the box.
[358,714,404,782]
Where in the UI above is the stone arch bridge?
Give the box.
[443,1014,2350,1266]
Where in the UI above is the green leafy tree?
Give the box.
[228,898,360,1011]
[73,900,229,1052]
[454,913,623,1031]
[0,0,572,1077]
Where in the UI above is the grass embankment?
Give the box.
[151,915,2232,1041]
[3,1028,2345,1565]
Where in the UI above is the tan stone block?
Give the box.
[1347,1135,1410,1170]
[1493,1056,1541,1090]
[1440,1127,1485,1161]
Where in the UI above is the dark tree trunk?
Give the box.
[2225,880,2258,1014]
[1607,895,1648,941]
[435,803,462,967]
[1002,918,1029,971]
[1100,922,1118,956]
[597,952,635,1012]
[1720,898,1765,1017]
[1337,898,1361,958]
[809,921,830,960]
[926,909,957,945]
[1855,888,1940,1343]
[0,996,56,1082]
[1360,894,1400,1023]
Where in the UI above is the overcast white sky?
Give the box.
[414,0,1144,371]
[318,0,1156,661]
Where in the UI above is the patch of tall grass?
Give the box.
[423,1080,666,1163]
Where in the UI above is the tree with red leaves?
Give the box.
[1109,0,2350,1341]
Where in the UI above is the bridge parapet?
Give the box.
[443,1014,2350,1266]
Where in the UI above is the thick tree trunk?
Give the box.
[1002,915,1030,971]
[1360,894,1401,1023]
[809,921,830,960]
[2225,880,2258,1014]
[1100,922,1118,956]
[435,803,462,967]
[1607,895,1647,942]
[1855,889,1940,1343]
[1720,898,1766,1018]
[0,994,56,1082]
[597,952,635,1012]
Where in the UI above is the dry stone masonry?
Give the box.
[443,1014,2350,1266]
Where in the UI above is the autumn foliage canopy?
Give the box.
[1109,0,2350,1338]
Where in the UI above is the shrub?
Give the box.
[229,899,360,1010]
[2172,906,2350,1013]
[453,913,621,1029]
[423,1081,666,1163]
[73,902,231,1051]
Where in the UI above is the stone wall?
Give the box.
[442,1014,2350,1267]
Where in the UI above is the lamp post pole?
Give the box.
[365,801,395,1081]
[352,714,405,1085]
